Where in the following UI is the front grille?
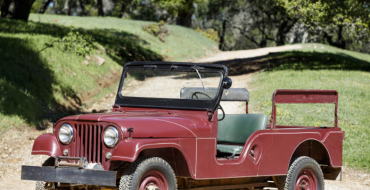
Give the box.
[74,123,103,163]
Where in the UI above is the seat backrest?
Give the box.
[217,114,269,144]
[180,87,249,102]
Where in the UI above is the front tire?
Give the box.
[285,156,324,190]
[35,157,55,190]
[119,157,177,190]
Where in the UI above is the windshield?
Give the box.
[120,69,222,100]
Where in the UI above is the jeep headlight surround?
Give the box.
[104,126,119,147]
[58,123,74,144]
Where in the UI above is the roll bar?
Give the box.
[270,89,339,129]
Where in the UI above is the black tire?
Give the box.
[119,157,177,190]
[273,176,286,190]
[36,157,55,190]
[284,156,324,190]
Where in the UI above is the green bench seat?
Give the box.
[217,114,269,155]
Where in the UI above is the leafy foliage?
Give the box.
[142,20,171,42]
[278,0,370,49]
[195,28,219,43]
[61,28,93,56]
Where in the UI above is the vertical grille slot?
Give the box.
[75,123,103,163]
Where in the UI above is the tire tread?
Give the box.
[119,157,177,190]
[284,156,325,190]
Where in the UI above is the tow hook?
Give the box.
[55,156,87,169]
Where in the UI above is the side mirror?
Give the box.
[223,77,232,89]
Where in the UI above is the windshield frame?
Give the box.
[114,62,228,112]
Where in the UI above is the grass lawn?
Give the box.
[248,43,370,171]
[28,14,218,61]
[0,14,218,131]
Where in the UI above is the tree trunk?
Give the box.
[276,20,288,46]
[219,19,227,50]
[118,0,131,18]
[176,0,194,27]
[324,25,346,49]
[63,0,72,15]
[97,0,104,16]
[52,0,62,14]
[276,18,297,46]
[1,0,35,21]
[39,0,52,13]
[336,25,346,49]
[78,0,86,16]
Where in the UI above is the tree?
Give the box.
[153,0,198,27]
[279,0,370,49]
[1,0,36,21]
[39,0,52,13]
[196,0,297,50]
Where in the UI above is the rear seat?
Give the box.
[217,114,269,155]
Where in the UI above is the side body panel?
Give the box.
[110,128,343,179]
[194,128,343,179]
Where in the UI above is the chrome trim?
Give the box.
[58,123,74,144]
[103,126,119,147]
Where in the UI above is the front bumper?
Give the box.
[21,165,117,186]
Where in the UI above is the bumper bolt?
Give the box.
[63,149,68,156]
[106,152,112,160]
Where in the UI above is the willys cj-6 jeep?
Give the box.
[22,62,344,190]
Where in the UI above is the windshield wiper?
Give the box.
[195,68,206,91]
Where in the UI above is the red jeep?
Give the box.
[22,62,344,190]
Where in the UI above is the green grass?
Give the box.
[0,14,218,131]
[28,14,218,61]
[247,43,370,171]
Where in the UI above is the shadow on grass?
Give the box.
[210,51,370,76]
[0,18,163,66]
[0,18,163,128]
[0,36,80,129]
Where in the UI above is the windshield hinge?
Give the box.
[170,65,177,70]
[208,110,214,121]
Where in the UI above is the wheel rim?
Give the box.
[139,170,168,190]
[295,169,318,190]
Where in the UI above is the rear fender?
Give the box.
[32,133,62,157]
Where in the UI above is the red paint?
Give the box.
[31,90,343,180]
[32,134,62,157]
[139,170,168,190]
[296,169,317,190]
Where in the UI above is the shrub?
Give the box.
[61,28,93,56]
[142,20,170,42]
[195,28,220,43]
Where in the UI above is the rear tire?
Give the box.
[119,157,177,190]
[35,157,55,190]
[285,156,324,190]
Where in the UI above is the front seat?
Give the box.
[217,114,269,156]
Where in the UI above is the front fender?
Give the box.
[32,133,62,157]
[111,138,187,162]
[111,138,196,178]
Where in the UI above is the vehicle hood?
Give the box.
[58,111,212,138]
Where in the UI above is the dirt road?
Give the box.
[1,45,369,190]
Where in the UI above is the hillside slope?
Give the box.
[0,14,218,130]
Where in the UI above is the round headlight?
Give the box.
[104,126,119,147]
[58,123,73,144]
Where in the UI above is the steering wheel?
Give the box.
[191,92,225,121]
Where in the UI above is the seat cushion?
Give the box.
[217,114,269,155]
[217,144,243,155]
